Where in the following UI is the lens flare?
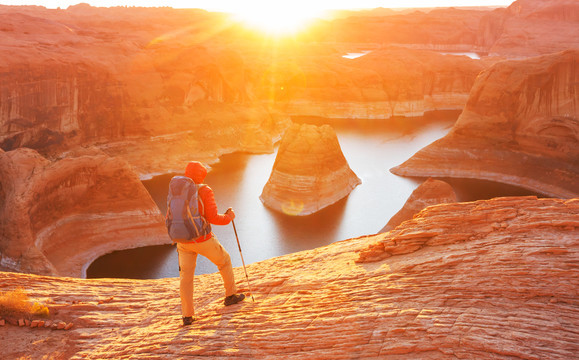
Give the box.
[231,4,324,36]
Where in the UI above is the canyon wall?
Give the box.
[260,123,361,215]
[1,197,577,359]
[0,5,291,177]
[263,46,490,119]
[310,7,488,51]
[310,0,579,58]
[0,148,168,277]
[0,4,500,178]
[478,0,579,56]
[392,50,579,198]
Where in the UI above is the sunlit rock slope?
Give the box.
[379,178,457,233]
[0,148,167,277]
[1,196,577,359]
[260,123,361,215]
[392,50,579,198]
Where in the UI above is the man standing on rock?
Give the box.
[169,161,245,326]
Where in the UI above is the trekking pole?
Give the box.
[231,218,255,302]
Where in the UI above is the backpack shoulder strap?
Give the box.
[196,184,207,215]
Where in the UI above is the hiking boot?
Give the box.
[182,316,195,326]
[224,293,245,306]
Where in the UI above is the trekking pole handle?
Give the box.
[226,207,235,221]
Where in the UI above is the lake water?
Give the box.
[343,51,481,60]
[87,112,539,279]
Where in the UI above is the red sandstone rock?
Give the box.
[0,148,168,277]
[379,178,456,233]
[275,46,489,119]
[392,50,579,198]
[0,5,290,177]
[478,0,579,57]
[0,319,5,326]
[260,123,361,215]
[314,1,579,58]
[312,7,489,51]
[0,196,576,359]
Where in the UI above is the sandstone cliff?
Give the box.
[260,123,361,216]
[379,178,457,233]
[0,5,291,177]
[310,7,489,51]
[0,148,168,278]
[478,0,579,57]
[270,46,490,119]
[392,50,579,198]
[1,196,577,359]
[310,0,579,58]
[0,4,497,177]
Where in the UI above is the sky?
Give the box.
[0,1,514,12]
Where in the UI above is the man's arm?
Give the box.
[198,185,232,225]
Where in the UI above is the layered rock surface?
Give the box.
[379,178,457,233]
[478,0,579,57]
[260,123,361,216]
[311,0,579,58]
[0,5,291,177]
[1,196,577,359]
[0,4,497,178]
[274,46,490,119]
[0,148,168,277]
[392,50,579,198]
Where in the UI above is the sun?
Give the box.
[231,4,324,36]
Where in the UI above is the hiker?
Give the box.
[166,161,245,326]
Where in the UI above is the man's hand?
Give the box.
[226,207,236,221]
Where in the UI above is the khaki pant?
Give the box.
[177,235,237,317]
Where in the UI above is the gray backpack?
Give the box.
[166,176,211,242]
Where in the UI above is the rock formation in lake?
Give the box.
[260,123,361,216]
[392,50,579,199]
[0,147,168,277]
[1,196,577,359]
[379,178,457,233]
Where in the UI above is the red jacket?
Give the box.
[185,161,232,242]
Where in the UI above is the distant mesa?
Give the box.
[380,178,457,233]
[0,148,168,277]
[392,50,579,199]
[478,0,579,57]
[279,47,489,120]
[260,123,361,216]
